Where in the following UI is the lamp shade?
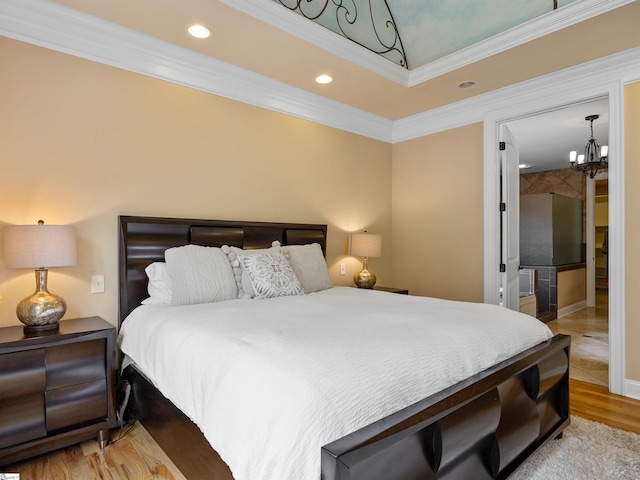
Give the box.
[350,232,382,258]
[4,224,77,269]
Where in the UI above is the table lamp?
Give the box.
[4,220,77,333]
[350,232,382,289]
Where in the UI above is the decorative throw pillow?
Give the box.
[237,252,304,299]
[281,243,333,294]
[141,262,173,305]
[223,242,282,299]
[165,245,238,305]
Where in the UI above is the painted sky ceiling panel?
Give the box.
[273,0,579,69]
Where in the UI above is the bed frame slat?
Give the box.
[190,226,244,247]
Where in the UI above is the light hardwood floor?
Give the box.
[546,290,609,387]
[571,378,640,435]
[3,422,188,480]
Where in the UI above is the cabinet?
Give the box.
[0,317,117,466]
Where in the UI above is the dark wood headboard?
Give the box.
[118,215,328,325]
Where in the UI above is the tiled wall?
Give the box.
[534,265,557,322]
[521,168,586,245]
[520,168,585,199]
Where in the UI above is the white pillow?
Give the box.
[141,262,173,305]
[223,242,281,299]
[281,243,332,294]
[237,252,304,299]
[165,245,238,305]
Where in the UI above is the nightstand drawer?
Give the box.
[46,339,106,389]
[0,394,46,449]
[0,317,116,466]
[46,379,108,432]
[0,350,45,400]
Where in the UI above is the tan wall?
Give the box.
[557,268,586,310]
[625,81,640,382]
[390,124,484,302]
[0,38,392,328]
[1,37,638,386]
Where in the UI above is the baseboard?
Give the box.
[625,379,640,400]
[557,301,587,319]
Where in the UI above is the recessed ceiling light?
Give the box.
[519,164,532,170]
[458,81,477,89]
[187,24,210,39]
[315,74,333,84]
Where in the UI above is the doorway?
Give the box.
[482,83,624,395]
[505,99,610,387]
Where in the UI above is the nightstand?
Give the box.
[373,286,409,294]
[0,316,117,466]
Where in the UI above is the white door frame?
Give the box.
[483,82,625,395]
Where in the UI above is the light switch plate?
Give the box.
[91,274,105,294]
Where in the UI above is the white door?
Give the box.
[500,124,520,311]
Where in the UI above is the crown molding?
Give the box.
[0,0,393,142]
[392,45,640,144]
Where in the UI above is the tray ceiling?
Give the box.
[275,0,578,69]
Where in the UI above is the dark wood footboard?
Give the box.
[321,334,570,480]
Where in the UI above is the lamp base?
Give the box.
[16,269,66,334]
[354,268,377,289]
[23,322,60,335]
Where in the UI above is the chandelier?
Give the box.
[569,114,608,179]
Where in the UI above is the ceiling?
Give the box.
[32,0,638,171]
[49,0,640,121]
[508,97,609,173]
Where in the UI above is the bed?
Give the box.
[117,215,571,480]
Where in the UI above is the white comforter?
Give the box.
[118,287,552,480]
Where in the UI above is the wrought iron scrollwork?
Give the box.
[277,0,408,69]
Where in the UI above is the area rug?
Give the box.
[510,416,640,479]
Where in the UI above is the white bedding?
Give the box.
[118,287,552,480]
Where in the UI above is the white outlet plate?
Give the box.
[340,263,346,275]
[91,274,105,294]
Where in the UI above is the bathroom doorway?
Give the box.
[506,99,610,387]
